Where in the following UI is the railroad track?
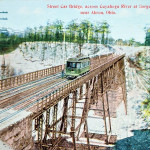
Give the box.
[0,75,63,108]
[0,77,70,124]
[0,73,61,100]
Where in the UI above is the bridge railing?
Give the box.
[0,65,62,90]
[90,53,114,70]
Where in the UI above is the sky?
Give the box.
[0,0,150,43]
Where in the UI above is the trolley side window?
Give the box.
[77,63,81,69]
[81,61,89,68]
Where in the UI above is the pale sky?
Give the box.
[0,0,150,42]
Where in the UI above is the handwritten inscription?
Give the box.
[0,11,8,20]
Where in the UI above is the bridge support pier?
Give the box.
[71,90,77,150]
[37,114,43,149]
[52,104,58,143]
[122,59,127,115]
[60,96,69,133]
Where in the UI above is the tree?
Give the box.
[88,24,95,43]
[76,29,84,56]
[53,20,64,42]
[144,27,150,46]
[141,96,150,125]
[115,39,124,46]
[99,21,110,44]
[39,26,44,41]
[67,20,79,43]
[108,37,115,45]
[80,20,91,43]
[128,38,135,46]
[34,27,37,41]
[93,24,100,51]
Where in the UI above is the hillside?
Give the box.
[0,42,143,78]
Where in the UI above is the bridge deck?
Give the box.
[0,54,116,130]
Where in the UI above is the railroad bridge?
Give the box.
[0,54,127,150]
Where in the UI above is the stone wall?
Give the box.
[0,114,34,150]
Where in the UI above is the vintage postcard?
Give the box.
[0,0,150,149]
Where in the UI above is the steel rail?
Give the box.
[0,73,61,97]
[0,73,61,102]
[0,79,70,124]
[0,78,68,115]
[0,75,62,108]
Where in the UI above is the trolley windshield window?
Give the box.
[67,62,76,68]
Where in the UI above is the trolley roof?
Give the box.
[67,56,90,62]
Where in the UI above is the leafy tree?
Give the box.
[108,37,115,45]
[128,38,135,46]
[88,24,95,43]
[80,20,91,43]
[76,29,84,55]
[115,39,124,45]
[99,21,110,44]
[53,20,63,42]
[141,96,150,124]
[67,20,79,43]
[145,27,150,46]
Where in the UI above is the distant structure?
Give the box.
[145,28,150,46]
[0,28,9,36]
[0,27,23,37]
